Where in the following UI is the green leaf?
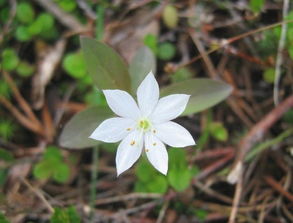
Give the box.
[161,79,232,115]
[53,163,70,183]
[0,212,10,223]
[249,0,265,13]
[33,160,53,180]
[0,148,14,162]
[44,146,62,162]
[2,48,19,71]
[0,81,11,99]
[84,88,107,106]
[80,37,131,91]
[263,68,275,83]
[143,34,158,54]
[16,2,35,24]
[37,13,55,31]
[162,5,178,29]
[145,175,168,194]
[16,61,34,77]
[135,158,168,194]
[209,122,228,142]
[129,46,156,93]
[167,148,193,192]
[170,67,193,83]
[50,206,81,223]
[62,52,87,79]
[168,168,191,192]
[289,44,293,60]
[158,42,176,60]
[0,169,8,186]
[15,26,32,42]
[283,109,293,124]
[59,106,112,149]
[57,0,77,12]
[135,158,156,182]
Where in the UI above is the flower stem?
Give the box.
[90,146,99,222]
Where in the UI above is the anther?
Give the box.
[130,140,135,146]
[153,142,157,146]
[153,129,156,133]
[145,148,149,152]
[126,128,131,131]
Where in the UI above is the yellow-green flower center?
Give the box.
[138,119,151,131]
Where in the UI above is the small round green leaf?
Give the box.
[62,52,87,79]
[16,61,35,77]
[16,2,35,24]
[53,163,70,183]
[209,122,228,142]
[263,68,275,83]
[162,5,179,28]
[33,161,52,180]
[158,42,176,60]
[2,48,19,71]
[15,26,32,42]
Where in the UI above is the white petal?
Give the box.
[144,132,168,175]
[150,94,190,123]
[89,117,135,143]
[137,71,159,116]
[103,90,140,119]
[154,121,195,147]
[116,130,143,176]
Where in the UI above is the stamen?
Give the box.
[145,148,149,152]
[153,129,156,133]
[130,140,135,146]
[153,142,157,146]
[126,128,131,131]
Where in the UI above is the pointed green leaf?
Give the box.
[80,37,131,91]
[59,106,112,149]
[129,46,156,93]
[161,79,232,115]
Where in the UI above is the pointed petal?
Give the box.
[144,132,168,175]
[154,121,195,147]
[89,117,135,143]
[150,94,190,123]
[116,130,143,176]
[103,90,140,119]
[137,71,159,116]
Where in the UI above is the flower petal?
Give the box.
[154,121,195,147]
[150,94,190,123]
[137,71,159,116]
[116,130,143,176]
[89,117,135,143]
[103,89,140,119]
[144,132,168,175]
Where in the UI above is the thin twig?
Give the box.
[156,200,170,223]
[21,177,54,213]
[3,71,42,127]
[189,30,218,79]
[228,95,293,184]
[273,0,290,105]
[96,192,162,205]
[228,173,243,223]
[0,96,43,135]
[178,19,293,70]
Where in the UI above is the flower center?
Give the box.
[138,119,151,131]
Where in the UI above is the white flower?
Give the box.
[89,71,195,176]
